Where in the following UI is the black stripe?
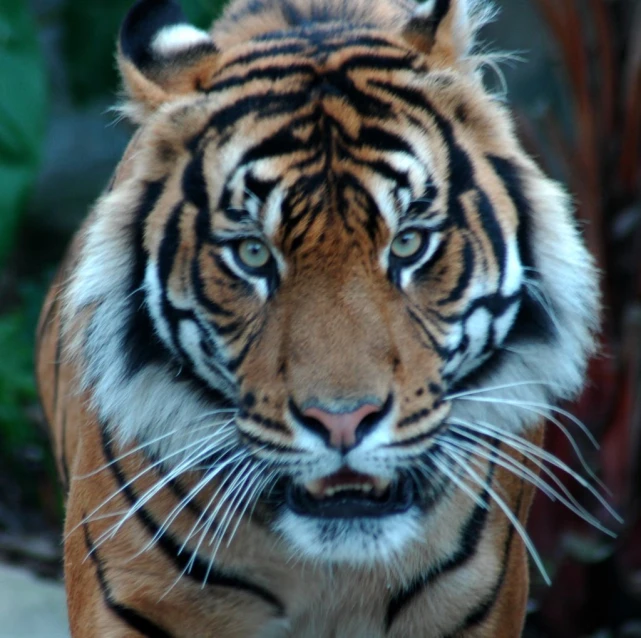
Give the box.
[221,43,310,69]
[486,155,556,343]
[206,63,316,93]
[341,53,418,72]
[241,411,290,435]
[59,407,70,495]
[385,456,495,630]
[226,326,262,372]
[182,151,209,211]
[208,91,309,133]
[433,0,451,27]
[122,179,169,378]
[100,429,285,616]
[51,322,70,494]
[323,71,395,118]
[436,238,475,305]
[406,308,450,358]
[83,522,174,638]
[446,485,525,634]
[241,126,308,163]
[486,156,536,273]
[237,428,300,454]
[476,187,507,287]
[386,422,446,447]
[396,409,431,430]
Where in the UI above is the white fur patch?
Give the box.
[152,25,213,57]
[276,509,422,565]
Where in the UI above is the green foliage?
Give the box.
[0,278,50,451]
[61,0,131,105]
[183,0,228,29]
[0,0,47,264]
[62,0,228,105]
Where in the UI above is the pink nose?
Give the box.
[302,404,382,449]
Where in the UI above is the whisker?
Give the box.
[206,461,259,551]
[89,436,237,553]
[443,431,616,536]
[453,396,598,448]
[223,463,272,550]
[207,464,268,575]
[73,429,235,542]
[523,278,564,337]
[449,419,621,523]
[452,396,604,489]
[175,452,255,558]
[158,456,255,600]
[439,443,551,585]
[186,459,256,581]
[77,419,235,479]
[135,448,250,558]
[431,455,489,510]
[445,379,560,401]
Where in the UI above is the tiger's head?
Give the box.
[66,0,599,564]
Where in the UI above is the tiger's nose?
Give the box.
[294,397,392,450]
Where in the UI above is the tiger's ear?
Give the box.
[400,0,493,69]
[118,0,218,121]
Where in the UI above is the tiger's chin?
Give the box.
[276,507,423,565]
[274,472,424,565]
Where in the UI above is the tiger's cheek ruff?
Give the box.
[62,174,239,460]
[448,165,600,433]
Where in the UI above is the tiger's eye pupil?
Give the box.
[391,229,424,259]
[238,239,271,269]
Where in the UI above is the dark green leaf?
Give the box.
[0,0,47,263]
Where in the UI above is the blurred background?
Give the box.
[0,0,639,636]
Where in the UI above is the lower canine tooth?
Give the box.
[373,478,392,495]
[305,480,324,497]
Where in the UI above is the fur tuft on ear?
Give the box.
[400,0,496,70]
[118,0,219,122]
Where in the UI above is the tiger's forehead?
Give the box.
[142,23,519,264]
[180,28,443,245]
[208,25,425,78]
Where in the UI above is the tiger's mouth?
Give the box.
[285,468,415,518]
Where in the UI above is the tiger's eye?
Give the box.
[237,239,271,270]
[391,229,425,260]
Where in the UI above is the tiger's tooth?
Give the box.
[304,476,387,499]
[305,479,324,498]
[373,478,392,496]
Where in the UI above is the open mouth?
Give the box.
[285,467,415,518]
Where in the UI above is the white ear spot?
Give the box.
[414,0,437,18]
[152,24,213,57]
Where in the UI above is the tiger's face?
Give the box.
[138,35,528,561]
[68,0,598,565]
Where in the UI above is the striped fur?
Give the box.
[37,0,601,635]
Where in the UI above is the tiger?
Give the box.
[36,0,604,635]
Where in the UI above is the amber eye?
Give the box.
[236,238,272,271]
[390,229,426,261]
